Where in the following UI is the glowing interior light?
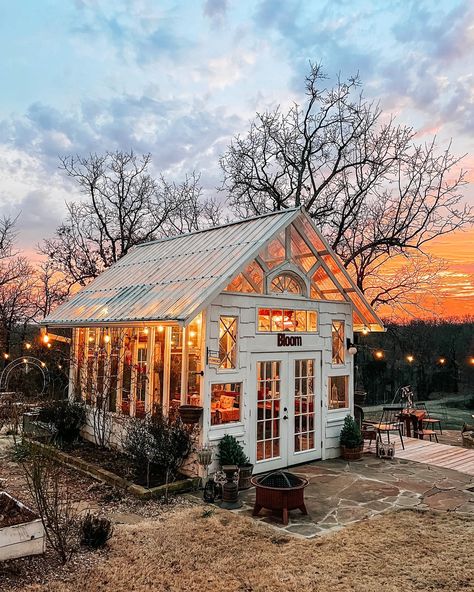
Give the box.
[187,340,193,346]
[104,334,111,344]
[189,330,196,337]
[158,326,164,333]
[143,327,149,335]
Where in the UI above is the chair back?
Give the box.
[380,405,404,426]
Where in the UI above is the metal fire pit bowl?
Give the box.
[251,470,309,525]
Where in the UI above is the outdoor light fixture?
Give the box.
[362,326,369,335]
[346,339,357,355]
[406,355,414,363]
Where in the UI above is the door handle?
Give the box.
[283,414,288,420]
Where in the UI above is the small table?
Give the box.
[399,409,426,438]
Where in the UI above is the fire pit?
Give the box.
[251,470,309,525]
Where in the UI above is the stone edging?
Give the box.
[27,439,200,500]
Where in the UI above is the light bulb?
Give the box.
[25,343,31,350]
[158,326,164,333]
[104,334,111,344]
[406,355,414,363]
[143,327,149,335]
[42,333,50,344]
[375,351,384,360]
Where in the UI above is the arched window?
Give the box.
[270,273,304,295]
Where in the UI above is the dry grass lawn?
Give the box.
[24,508,474,592]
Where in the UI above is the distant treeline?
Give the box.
[357,317,474,404]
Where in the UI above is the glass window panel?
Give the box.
[169,326,183,410]
[283,310,296,332]
[307,311,317,332]
[332,321,345,365]
[187,314,202,404]
[258,308,271,331]
[270,273,303,295]
[211,383,241,425]
[294,358,316,453]
[328,376,349,410]
[271,309,283,332]
[219,316,238,369]
[259,232,286,269]
[152,326,165,414]
[121,328,136,416]
[295,310,307,332]
[290,224,317,272]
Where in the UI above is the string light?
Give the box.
[470,357,474,366]
[158,326,164,333]
[41,362,46,368]
[103,334,111,344]
[143,327,149,335]
[362,326,369,335]
[374,350,384,360]
[47,343,52,349]
[42,333,50,344]
[438,357,446,365]
[3,353,9,360]
[406,355,414,363]
[25,342,31,350]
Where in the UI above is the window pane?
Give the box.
[283,310,296,332]
[270,273,303,295]
[295,310,307,332]
[169,326,183,411]
[211,383,241,425]
[328,376,349,409]
[258,308,271,331]
[308,311,317,332]
[219,316,238,369]
[152,326,165,414]
[271,309,284,332]
[187,314,202,404]
[332,321,345,364]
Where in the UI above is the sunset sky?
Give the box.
[0,0,473,318]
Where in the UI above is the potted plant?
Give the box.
[218,434,253,490]
[339,415,364,461]
[178,405,203,424]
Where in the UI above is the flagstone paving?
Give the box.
[235,455,474,538]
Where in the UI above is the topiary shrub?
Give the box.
[218,434,249,466]
[80,513,113,549]
[38,400,86,447]
[340,415,363,449]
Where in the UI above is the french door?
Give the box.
[251,352,321,472]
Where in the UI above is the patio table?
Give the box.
[399,409,426,438]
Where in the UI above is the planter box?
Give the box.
[0,493,45,561]
[28,440,200,500]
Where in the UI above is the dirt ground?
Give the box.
[12,506,474,592]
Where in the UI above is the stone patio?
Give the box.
[235,455,474,538]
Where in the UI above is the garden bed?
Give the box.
[0,492,45,561]
[27,440,200,500]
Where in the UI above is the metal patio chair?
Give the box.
[415,402,443,435]
[371,406,405,450]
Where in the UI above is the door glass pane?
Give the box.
[256,361,281,462]
[294,359,316,452]
[152,327,165,414]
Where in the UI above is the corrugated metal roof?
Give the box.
[44,208,301,326]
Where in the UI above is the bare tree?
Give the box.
[220,63,473,312]
[34,260,70,320]
[41,151,220,289]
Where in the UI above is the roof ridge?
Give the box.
[137,207,302,247]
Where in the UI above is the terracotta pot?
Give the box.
[238,463,254,490]
[340,444,364,461]
[178,405,203,424]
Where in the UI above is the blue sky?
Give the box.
[0,0,473,251]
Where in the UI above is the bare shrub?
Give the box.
[22,449,78,563]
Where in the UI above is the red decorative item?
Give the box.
[251,471,308,525]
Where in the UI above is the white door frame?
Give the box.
[250,351,322,473]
